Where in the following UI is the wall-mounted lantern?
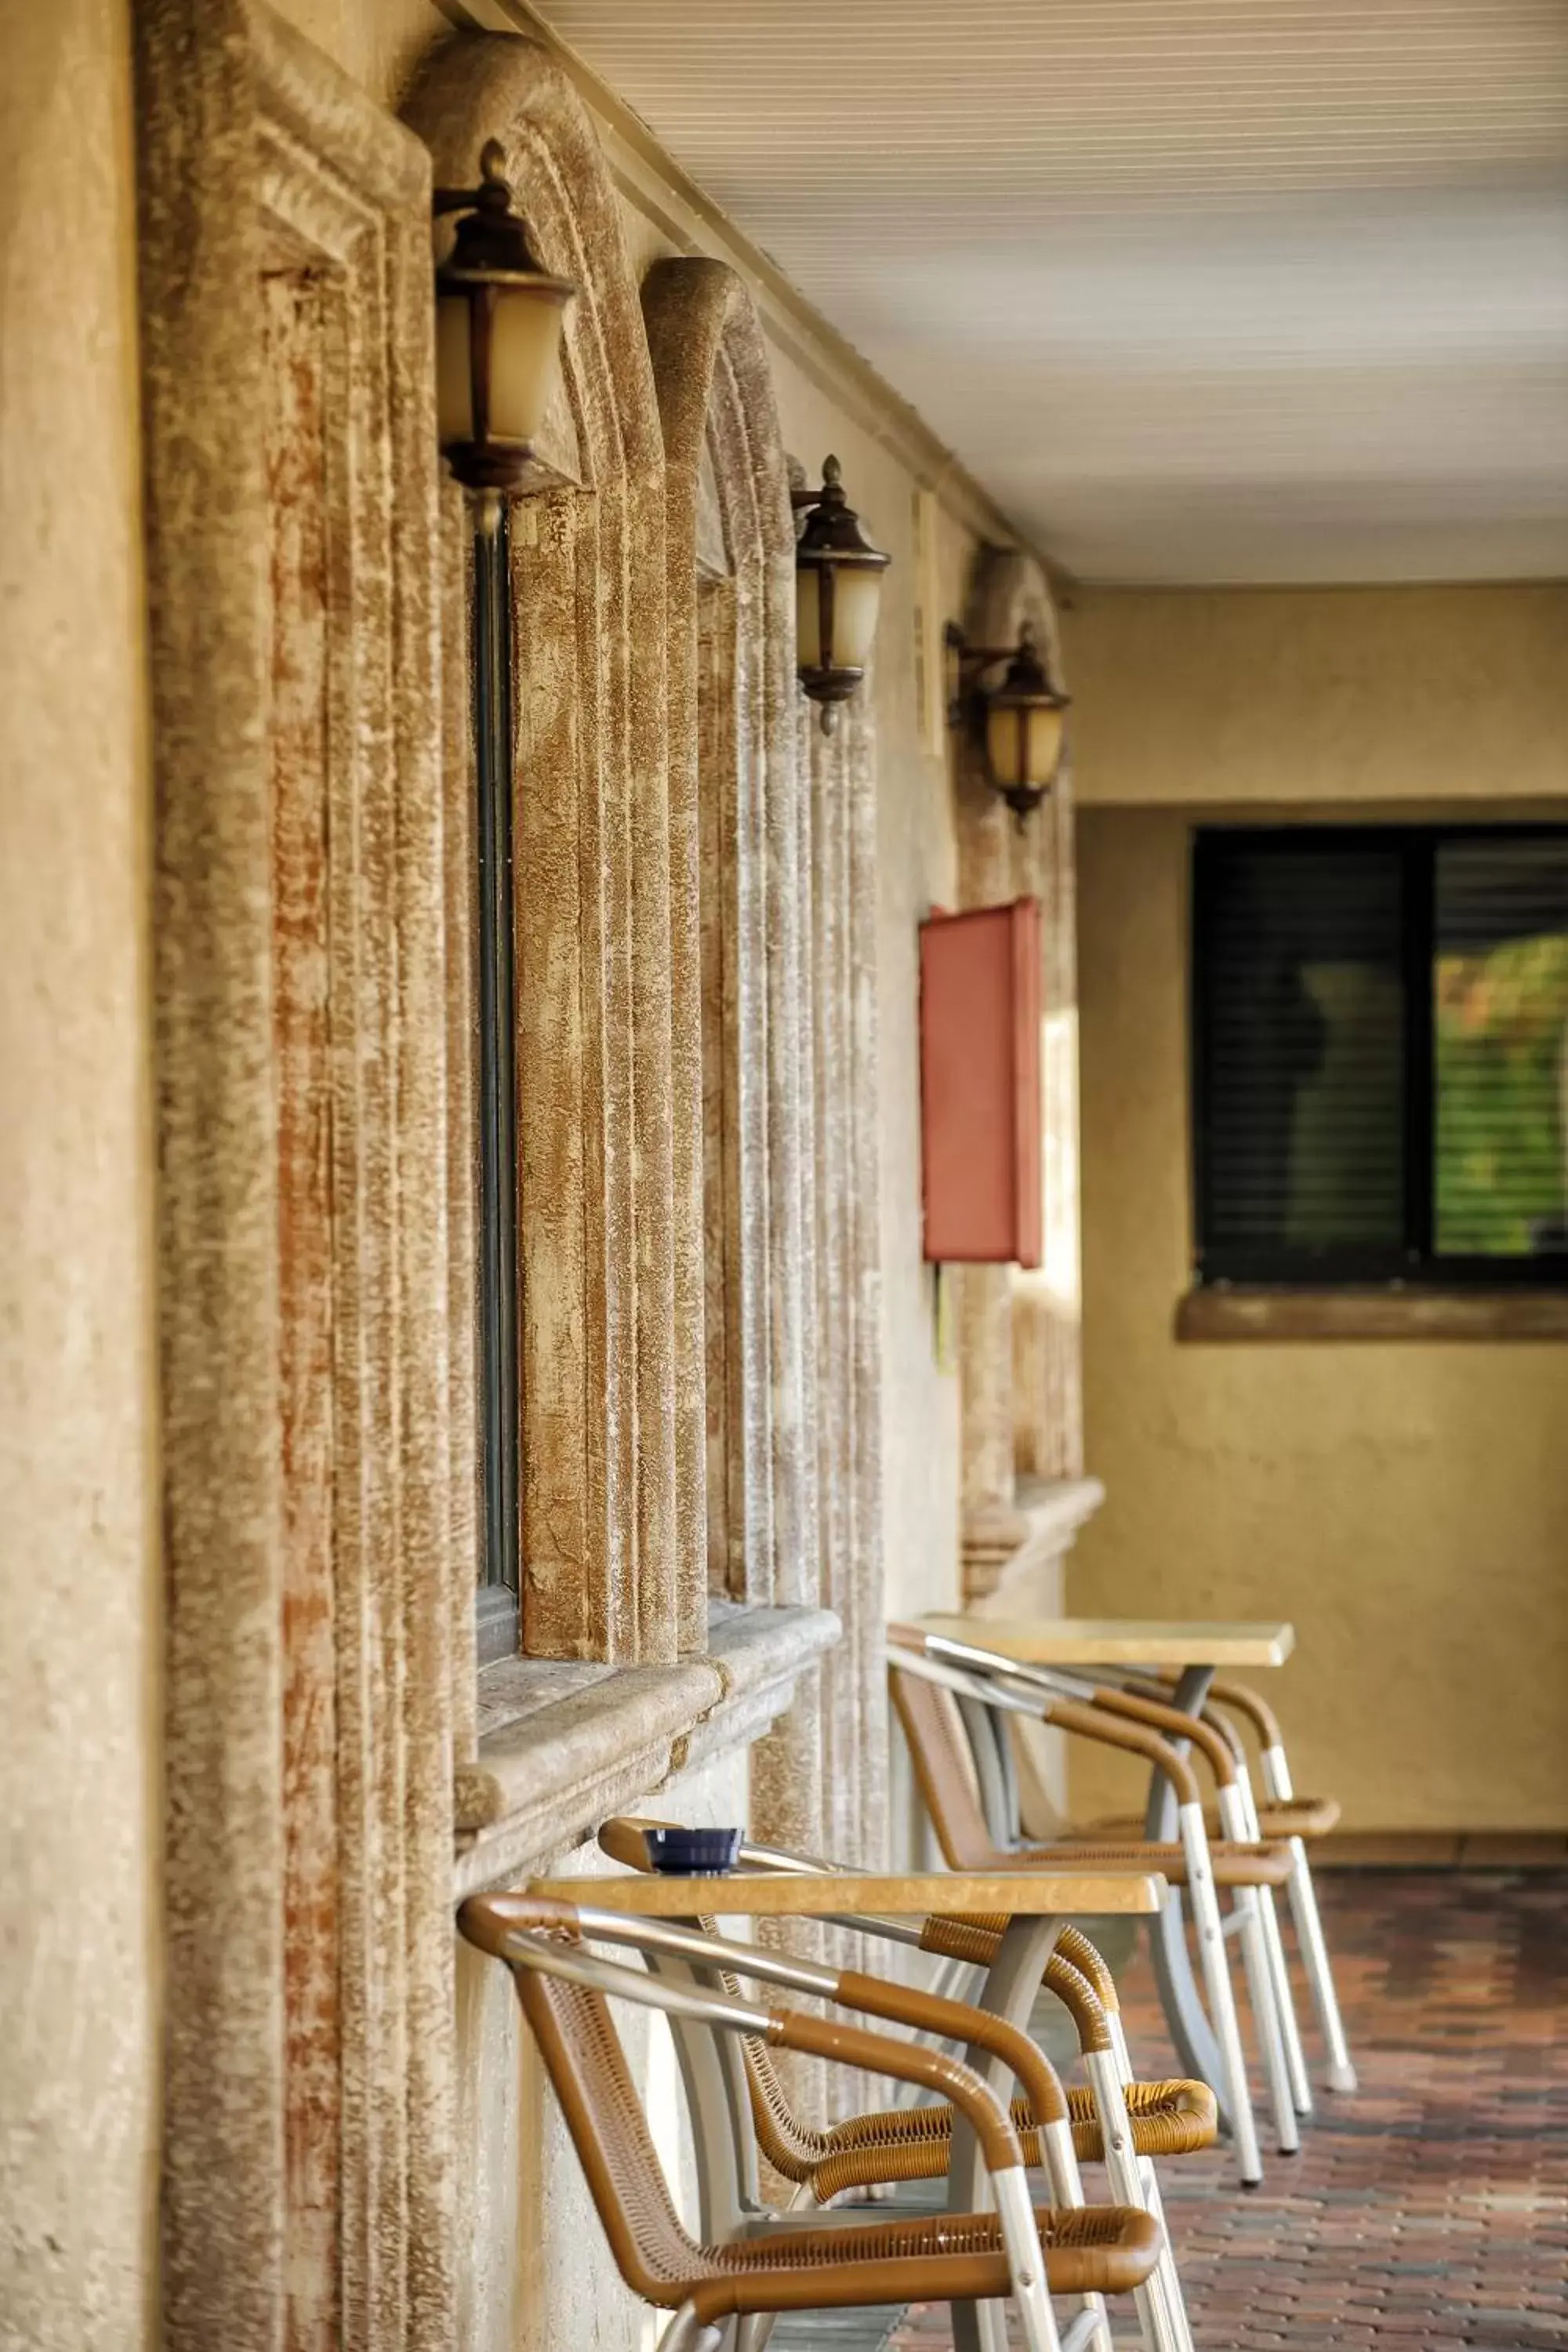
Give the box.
[945,622,1070,821]
[434,139,577,507]
[793,456,891,731]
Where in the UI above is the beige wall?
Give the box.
[0,0,162,2343]
[1066,585,1568,1831]
[1066,583,1568,808]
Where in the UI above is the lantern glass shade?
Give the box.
[436,281,571,452]
[797,560,884,673]
[985,695,1065,797]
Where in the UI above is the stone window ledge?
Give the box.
[1177,1286,1568,1345]
[962,1476,1106,1608]
[454,1601,840,1896]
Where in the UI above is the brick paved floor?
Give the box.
[887,1870,1568,2352]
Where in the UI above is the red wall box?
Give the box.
[918,897,1043,1268]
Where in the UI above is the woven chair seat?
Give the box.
[1014,1836,1294,1887]
[1085,1795,1340,1842]
[797,2077,1216,2204]
[684,2201,1163,2323]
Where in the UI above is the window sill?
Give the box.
[454,1599,840,1896]
[1176,1285,1568,1345]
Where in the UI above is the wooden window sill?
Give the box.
[1177,1286,1568,1344]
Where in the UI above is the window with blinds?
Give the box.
[1192,827,1568,1286]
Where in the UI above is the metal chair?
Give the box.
[1031,1662,1355,2109]
[459,1890,1163,2352]
[1187,1674,1357,2096]
[887,1637,1297,2187]
[958,1642,1315,2149]
[599,1817,1211,2352]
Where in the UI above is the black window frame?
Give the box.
[1191,822,1568,1291]
[473,504,523,1664]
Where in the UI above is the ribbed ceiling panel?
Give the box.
[532,0,1568,583]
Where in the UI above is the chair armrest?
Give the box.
[553,1904,1071,2129]
[1083,1686,1240,1793]
[1053,1925,1123,2019]
[1203,1675,1287,1753]
[914,1915,1116,2058]
[768,2010,1023,2172]
[474,1915,1026,2177]
[830,1970,1070,2128]
[1033,1695,1205,1809]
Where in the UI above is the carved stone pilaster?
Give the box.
[138,6,456,2341]
[955,550,1093,1610]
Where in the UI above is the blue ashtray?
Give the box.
[646,1827,743,1877]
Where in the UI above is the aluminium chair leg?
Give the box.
[1257,1882,1313,2122]
[1284,1833,1358,2092]
[1086,2045,1196,2352]
[1213,1782,1300,2153]
[1100,2019,1195,2352]
[1233,1883,1300,2155]
[659,2305,725,2352]
[1059,2310,1108,2352]
[1177,1801,1264,2186]
[993,2165,1065,2352]
[1225,1766,1314,2118]
[1258,1740,1358,2092]
[1040,2115,1113,2352]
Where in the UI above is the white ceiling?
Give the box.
[527,0,1568,584]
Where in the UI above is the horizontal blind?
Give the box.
[1196,836,1406,1270]
[1435,836,1568,1261]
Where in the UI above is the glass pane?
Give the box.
[1435,837,1568,1260]
[1200,841,1405,1261]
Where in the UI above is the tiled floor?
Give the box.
[886,1870,1568,2352]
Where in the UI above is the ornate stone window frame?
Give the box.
[137,2,457,2339]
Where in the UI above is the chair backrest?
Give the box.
[739,2027,832,2181]
[888,1657,1009,1870]
[514,1961,702,2306]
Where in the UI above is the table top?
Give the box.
[916,1616,1296,1669]
[525,1867,1165,1917]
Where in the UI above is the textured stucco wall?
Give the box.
[263,0,448,101]
[1070,780,1568,1831]
[0,0,162,2343]
[1064,583,1568,809]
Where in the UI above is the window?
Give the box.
[474,505,522,1663]
[1192,826,1568,1287]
